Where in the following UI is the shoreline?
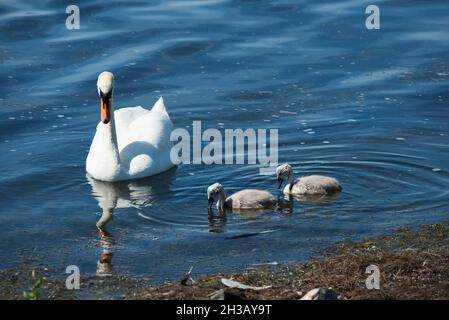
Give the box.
[1,222,448,300]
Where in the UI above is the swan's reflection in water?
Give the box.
[87,168,176,276]
[97,231,115,276]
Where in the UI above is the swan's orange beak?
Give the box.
[100,94,111,124]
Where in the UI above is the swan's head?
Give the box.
[207,182,224,208]
[276,163,293,189]
[97,71,114,124]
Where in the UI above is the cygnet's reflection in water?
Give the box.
[283,192,341,203]
[87,168,176,276]
[207,197,294,233]
[208,207,266,233]
[207,208,227,233]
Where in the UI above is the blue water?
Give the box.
[1,0,449,283]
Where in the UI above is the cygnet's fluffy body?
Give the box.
[276,163,342,196]
[207,183,276,212]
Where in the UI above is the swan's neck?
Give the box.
[103,113,119,157]
[96,101,121,179]
[216,190,227,211]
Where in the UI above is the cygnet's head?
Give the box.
[207,182,224,208]
[96,71,115,124]
[276,163,293,189]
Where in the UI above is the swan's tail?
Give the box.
[151,96,169,117]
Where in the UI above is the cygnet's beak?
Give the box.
[208,197,214,208]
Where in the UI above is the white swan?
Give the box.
[207,182,277,212]
[86,71,175,182]
[276,163,342,196]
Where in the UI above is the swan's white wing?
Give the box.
[114,97,170,148]
[129,111,173,147]
[123,112,173,177]
[113,99,174,178]
[151,96,169,118]
[114,106,150,149]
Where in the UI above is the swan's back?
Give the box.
[226,189,276,210]
[285,175,342,195]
